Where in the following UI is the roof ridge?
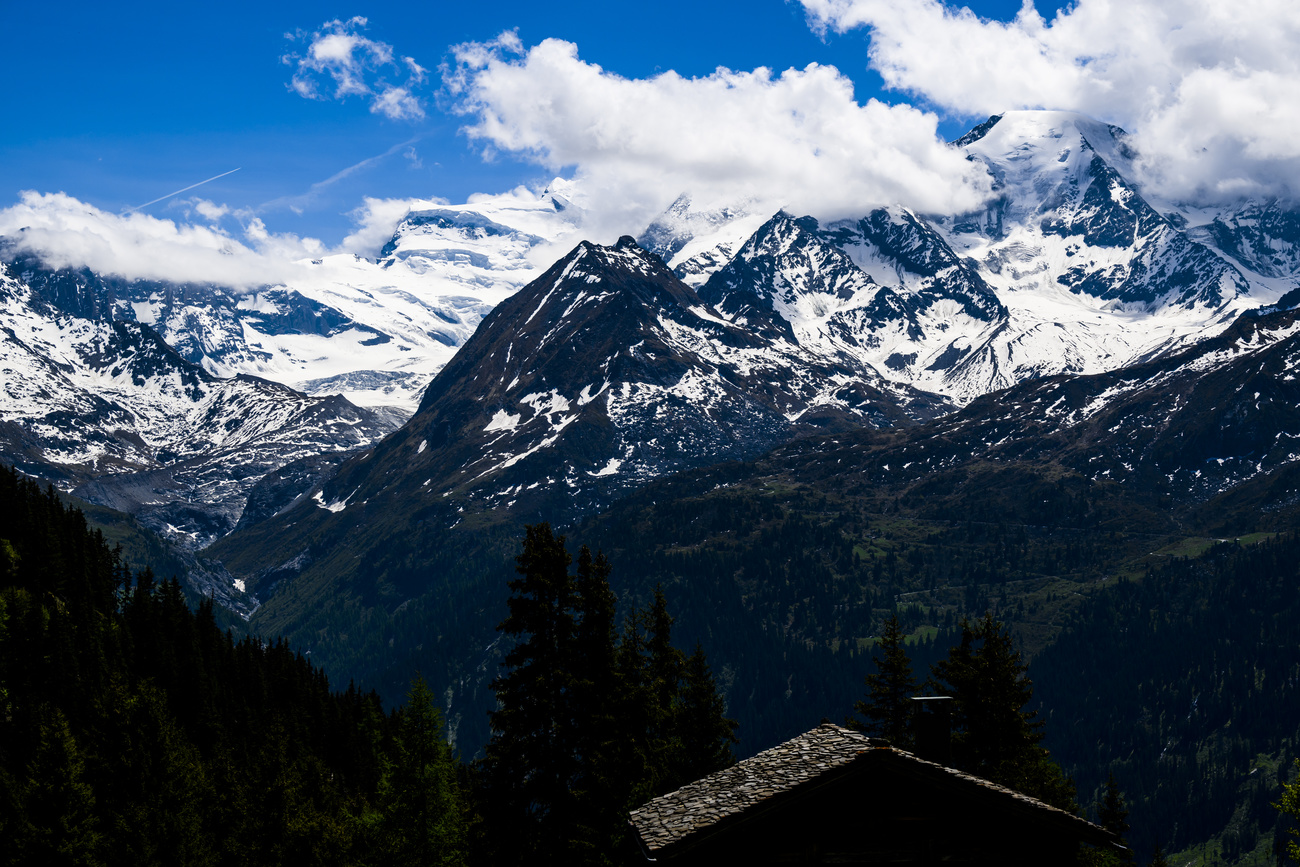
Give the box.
[629,722,1116,856]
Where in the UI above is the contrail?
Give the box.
[123,167,242,213]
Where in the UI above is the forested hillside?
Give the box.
[1035,536,1300,863]
[0,465,741,867]
[0,464,462,866]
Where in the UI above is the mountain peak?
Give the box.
[960,110,1132,169]
[950,114,1003,148]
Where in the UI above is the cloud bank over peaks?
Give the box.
[0,191,325,289]
[0,187,573,291]
[284,16,428,121]
[444,33,994,234]
[801,0,1300,204]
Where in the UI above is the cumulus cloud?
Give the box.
[444,34,994,233]
[284,16,428,121]
[189,198,230,223]
[801,0,1300,203]
[0,192,326,289]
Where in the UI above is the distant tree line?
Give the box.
[1033,535,1300,861]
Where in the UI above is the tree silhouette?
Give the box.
[931,613,1076,810]
[854,614,917,747]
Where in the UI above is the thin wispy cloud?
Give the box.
[283,16,428,121]
[258,139,418,214]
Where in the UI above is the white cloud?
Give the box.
[190,198,230,222]
[444,34,994,234]
[339,194,444,256]
[370,86,423,122]
[801,0,1300,203]
[0,191,325,289]
[284,17,427,122]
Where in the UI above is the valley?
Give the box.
[5,110,1300,863]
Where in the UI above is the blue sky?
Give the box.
[1,0,1036,245]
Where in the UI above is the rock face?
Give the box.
[1199,198,1300,279]
[697,207,1008,394]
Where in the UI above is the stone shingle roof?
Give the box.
[628,723,1115,857]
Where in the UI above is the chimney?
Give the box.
[910,696,953,765]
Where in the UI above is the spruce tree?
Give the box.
[20,706,102,867]
[480,525,739,864]
[1097,772,1133,864]
[568,547,627,865]
[483,523,579,864]
[645,587,686,792]
[673,645,737,784]
[931,613,1077,810]
[853,614,917,747]
[379,677,464,867]
[613,606,655,810]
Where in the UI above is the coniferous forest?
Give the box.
[7,457,1300,865]
[0,467,741,866]
[0,464,463,866]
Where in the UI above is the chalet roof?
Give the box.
[628,722,1116,858]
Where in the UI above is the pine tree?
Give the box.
[1149,842,1169,867]
[482,523,579,864]
[673,644,737,783]
[568,547,627,865]
[480,525,739,865]
[931,613,1077,810]
[645,587,686,792]
[379,677,465,867]
[853,614,917,747]
[1097,772,1134,865]
[20,705,102,867]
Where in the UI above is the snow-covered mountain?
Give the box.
[696,207,1008,392]
[208,235,955,634]
[0,263,394,547]
[302,235,949,524]
[5,181,582,416]
[10,110,1300,562]
[761,299,1300,519]
[642,111,1294,404]
[639,194,770,287]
